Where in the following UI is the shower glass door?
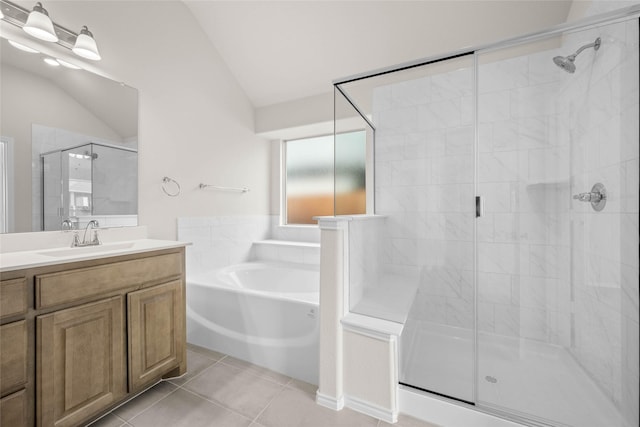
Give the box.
[476,19,639,427]
[374,54,477,403]
[334,53,478,404]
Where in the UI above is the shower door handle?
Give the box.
[476,196,484,218]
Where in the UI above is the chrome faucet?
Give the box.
[71,220,101,247]
[61,219,73,231]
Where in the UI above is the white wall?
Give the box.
[23,0,272,240]
[256,92,334,140]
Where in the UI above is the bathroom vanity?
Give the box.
[0,240,187,427]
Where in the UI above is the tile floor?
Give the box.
[90,344,440,427]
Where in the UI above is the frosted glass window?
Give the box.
[335,130,366,215]
[285,131,366,224]
[285,135,334,224]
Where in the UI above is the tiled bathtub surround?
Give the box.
[177,216,320,275]
[252,240,320,265]
[178,216,270,275]
[357,16,638,427]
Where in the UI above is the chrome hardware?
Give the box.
[61,219,73,231]
[572,183,606,211]
[71,220,101,247]
[71,232,81,247]
[162,176,181,197]
[199,183,250,193]
[573,191,604,203]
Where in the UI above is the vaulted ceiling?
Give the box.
[184,1,573,108]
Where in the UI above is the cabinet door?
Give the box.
[0,320,27,396]
[37,296,126,427]
[128,280,185,391]
[0,277,27,320]
[1,389,27,427]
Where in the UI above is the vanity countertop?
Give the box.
[0,239,190,272]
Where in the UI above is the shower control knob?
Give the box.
[573,192,602,202]
[572,183,607,211]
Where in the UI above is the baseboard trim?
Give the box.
[316,391,345,411]
[345,395,398,424]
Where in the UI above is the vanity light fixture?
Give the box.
[0,0,102,61]
[72,26,100,61]
[23,2,58,42]
[8,39,39,53]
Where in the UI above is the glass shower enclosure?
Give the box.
[41,142,138,231]
[334,11,639,427]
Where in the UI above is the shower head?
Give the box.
[553,37,601,73]
[553,54,577,73]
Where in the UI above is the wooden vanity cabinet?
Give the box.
[0,246,186,427]
[128,280,185,392]
[1,275,30,427]
[1,389,28,426]
[37,297,127,427]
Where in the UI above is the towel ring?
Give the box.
[162,176,181,197]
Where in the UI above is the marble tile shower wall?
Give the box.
[348,216,386,309]
[475,50,571,346]
[560,21,639,422]
[371,25,638,415]
[372,63,476,331]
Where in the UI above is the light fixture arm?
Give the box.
[31,2,48,17]
[79,25,92,37]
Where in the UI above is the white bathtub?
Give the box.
[186,261,319,384]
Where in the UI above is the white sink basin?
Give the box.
[38,242,136,257]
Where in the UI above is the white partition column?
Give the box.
[316,216,348,410]
[315,216,402,423]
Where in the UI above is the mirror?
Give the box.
[0,36,138,233]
